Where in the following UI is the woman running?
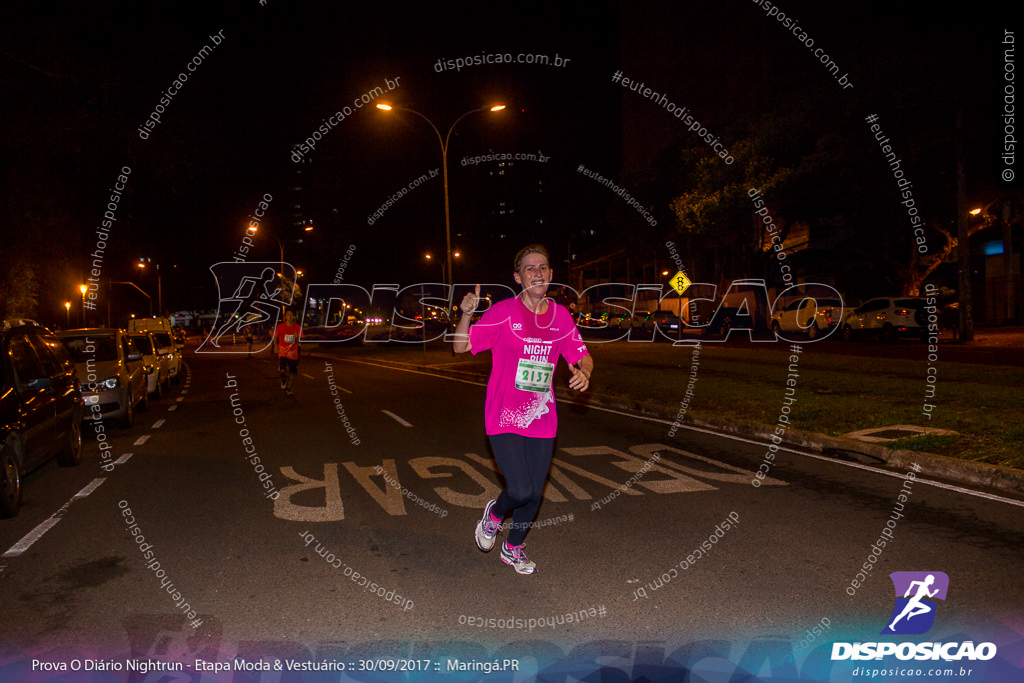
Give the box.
[453,244,593,574]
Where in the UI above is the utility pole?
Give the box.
[956,108,973,341]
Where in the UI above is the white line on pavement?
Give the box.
[73,478,106,499]
[133,435,150,446]
[152,419,166,428]
[3,478,107,557]
[382,410,413,427]
[114,453,133,465]
[3,518,61,557]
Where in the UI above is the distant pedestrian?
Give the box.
[453,244,593,574]
[272,309,301,395]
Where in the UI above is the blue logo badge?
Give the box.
[881,571,949,635]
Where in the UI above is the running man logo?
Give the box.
[881,571,950,635]
[198,262,299,354]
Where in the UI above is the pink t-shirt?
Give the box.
[470,296,589,437]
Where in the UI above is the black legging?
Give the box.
[488,433,555,547]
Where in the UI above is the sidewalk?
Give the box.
[306,329,1024,497]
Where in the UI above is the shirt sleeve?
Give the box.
[468,301,508,355]
[559,307,589,366]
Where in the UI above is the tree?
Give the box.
[669,138,791,284]
[1,256,40,319]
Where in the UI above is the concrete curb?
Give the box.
[326,352,1024,497]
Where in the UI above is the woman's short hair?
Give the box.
[513,244,550,272]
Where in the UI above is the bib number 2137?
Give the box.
[515,359,554,392]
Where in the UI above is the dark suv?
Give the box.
[1,320,84,518]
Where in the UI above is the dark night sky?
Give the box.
[0,1,1013,322]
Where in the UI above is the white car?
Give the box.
[129,332,170,398]
[57,329,148,428]
[771,297,844,340]
[841,297,928,342]
[149,331,183,384]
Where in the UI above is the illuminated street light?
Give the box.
[137,258,162,315]
[377,102,505,289]
[65,301,71,328]
[79,284,88,325]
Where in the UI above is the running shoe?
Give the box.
[280,380,286,389]
[474,499,502,551]
[286,387,293,395]
[500,542,536,574]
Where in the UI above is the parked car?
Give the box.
[628,310,653,331]
[841,297,928,342]
[129,332,170,399]
[149,331,183,384]
[57,328,148,428]
[127,316,174,335]
[574,313,608,329]
[650,309,682,335]
[2,320,83,518]
[771,297,844,340]
[607,312,631,329]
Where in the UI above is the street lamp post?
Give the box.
[137,259,162,315]
[425,251,461,284]
[79,285,88,325]
[112,281,152,317]
[377,103,505,289]
[249,223,312,310]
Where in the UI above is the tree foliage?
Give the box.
[1,256,40,320]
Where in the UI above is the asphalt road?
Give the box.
[2,346,1022,677]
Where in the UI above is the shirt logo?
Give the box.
[513,323,523,330]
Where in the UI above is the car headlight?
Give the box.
[101,377,119,390]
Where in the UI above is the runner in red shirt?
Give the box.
[272,309,301,395]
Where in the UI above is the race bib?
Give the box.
[515,358,554,392]
[284,334,297,343]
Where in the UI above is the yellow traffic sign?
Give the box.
[670,270,691,295]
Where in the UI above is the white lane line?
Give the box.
[3,518,61,557]
[114,453,133,465]
[152,419,166,429]
[382,410,413,428]
[167,405,178,412]
[341,357,1024,509]
[176,396,184,402]
[133,435,150,446]
[73,478,106,499]
[3,477,107,557]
